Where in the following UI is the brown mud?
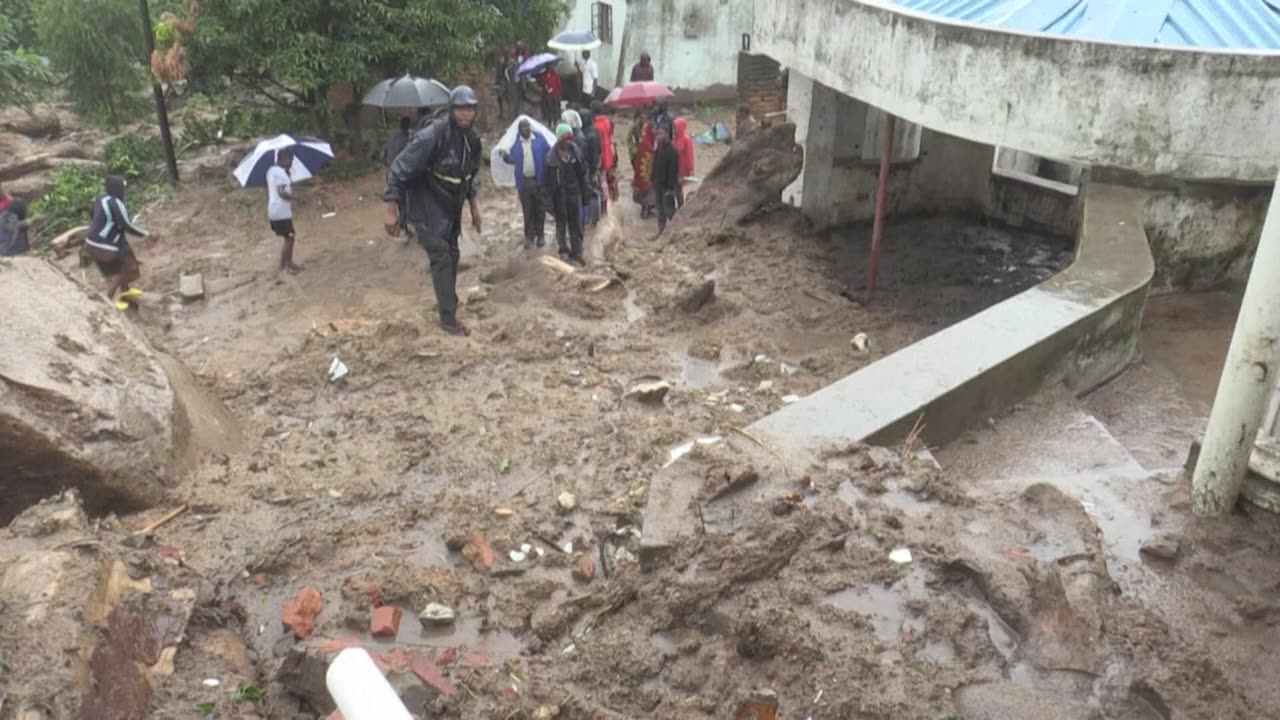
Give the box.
[2,114,1274,719]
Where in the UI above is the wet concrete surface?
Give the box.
[940,287,1280,717]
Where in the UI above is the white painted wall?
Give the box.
[557,0,628,92]
[557,0,752,93]
[755,0,1280,182]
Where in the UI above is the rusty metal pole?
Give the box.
[867,112,896,294]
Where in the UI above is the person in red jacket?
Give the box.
[672,116,694,208]
[591,101,618,206]
[537,68,563,129]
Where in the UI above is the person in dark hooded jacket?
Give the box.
[650,126,681,234]
[0,199,30,257]
[579,108,604,225]
[85,175,150,307]
[542,123,588,266]
[384,85,484,336]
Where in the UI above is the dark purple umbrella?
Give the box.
[516,52,560,78]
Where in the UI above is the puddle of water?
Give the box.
[964,598,1019,661]
[918,639,956,664]
[825,566,929,645]
[374,607,524,662]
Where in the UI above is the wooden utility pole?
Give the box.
[138,0,180,184]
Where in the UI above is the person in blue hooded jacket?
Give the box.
[500,118,550,249]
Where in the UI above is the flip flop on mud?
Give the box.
[114,299,131,310]
[120,287,143,299]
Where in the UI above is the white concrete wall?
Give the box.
[787,76,995,228]
[558,0,628,91]
[754,0,1280,182]
[618,0,752,93]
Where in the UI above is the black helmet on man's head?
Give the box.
[450,85,480,108]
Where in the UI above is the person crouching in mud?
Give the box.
[383,86,483,337]
[85,175,150,309]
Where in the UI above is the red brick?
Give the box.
[461,533,496,570]
[281,587,323,639]
[370,606,403,638]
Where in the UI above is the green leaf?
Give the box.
[232,683,264,702]
[196,702,215,715]
[499,458,512,473]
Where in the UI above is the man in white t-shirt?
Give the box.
[266,148,301,273]
[577,50,599,102]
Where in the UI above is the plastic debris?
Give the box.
[889,547,913,564]
[851,333,870,352]
[509,549,527,563]
[663,436,723,468]
[782,394,801,404]
[328,356,349,382]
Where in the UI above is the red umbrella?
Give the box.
[605,81,675,108]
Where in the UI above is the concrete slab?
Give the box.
[641,184,1154,565]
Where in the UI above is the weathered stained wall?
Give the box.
[559,0,629,92]
[619,0,752,93]
[754,0,1280,182]
[1139,183,1272,292]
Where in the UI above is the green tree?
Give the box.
[36,0,146,126]
[187,0,565,106]
[0,15,53,108]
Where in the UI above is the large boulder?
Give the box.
[0,257,239,522]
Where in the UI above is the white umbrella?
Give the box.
[233,135,334,187]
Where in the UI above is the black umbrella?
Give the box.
[362,74,451,109]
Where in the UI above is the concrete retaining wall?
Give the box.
[754,0,1280,182]
[641,182,1154,563]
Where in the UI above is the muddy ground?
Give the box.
[3,114,1275,720]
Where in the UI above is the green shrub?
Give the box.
[103,134,164,182]
[31,166,103,238]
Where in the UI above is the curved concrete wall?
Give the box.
[754,0,1280,182]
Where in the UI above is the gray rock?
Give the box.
[1140,534,1181,562]
[0,258,240,523]
[418,602,457,626]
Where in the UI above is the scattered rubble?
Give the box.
[625,379,672,403]
[572,554,597,583]
[1140,534,1181,562]
[371,605,403,637]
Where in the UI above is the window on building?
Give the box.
[592,2,613,44]
[991,147,1082,195]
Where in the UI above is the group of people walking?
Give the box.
[500,101,620,264]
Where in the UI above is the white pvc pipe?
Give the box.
[325,648,413,720]
[1192,177,1280,516]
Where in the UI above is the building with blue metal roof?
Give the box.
[887,0,1280,50]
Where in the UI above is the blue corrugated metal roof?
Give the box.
[886,0,1280,49]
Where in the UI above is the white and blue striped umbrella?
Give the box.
[548,30,601,51]
[233,134,334,188]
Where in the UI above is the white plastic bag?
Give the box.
[489,114,559,188]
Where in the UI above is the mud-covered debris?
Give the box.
[706,469,760,502]
[734,689,779,720]
[282,587,323,639]
[8,490,88,537]
[371,606,403,637]
[756,380,773,393]
[418,603,456,626]
[533,706,561,719]
[277,641,344,714]
[625,380,671,403]
[461,533,496,570]
[573,554,597,583]
[851,332,870,352]
[864,446,900,471]
[557,491,578,512]
[1140,535,1181,562]
[675,278,716,314]
[664,436,723,468]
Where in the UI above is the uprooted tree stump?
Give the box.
[671,122,804,232]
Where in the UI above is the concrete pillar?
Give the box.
[781,71,814,208]
[1192,178,1280,516]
